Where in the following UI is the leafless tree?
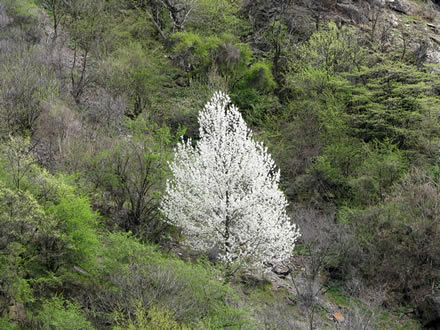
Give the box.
[132,0,196,41]
[344,281,385,330]
[159,0,195,32]
[40,0,65,39]
[289,207,334,330]
[289,206,360,329]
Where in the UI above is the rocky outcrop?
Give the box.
[0,2,12,28]
[336,3,368,24]
[272,261,292,278]
[387,0,415,15]
[417,294,440,329]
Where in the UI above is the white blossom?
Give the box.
[160,91,300,270]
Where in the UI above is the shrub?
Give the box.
[35,295,94,330]
[88,232,249,328]
[0,48,58,137]
[114,302,189,330]
[349,169,440,304]
[47,194,99,269]
[80,118,177,239]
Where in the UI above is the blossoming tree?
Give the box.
[161,92,300,273]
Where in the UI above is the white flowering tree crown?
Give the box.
[160,92,300,271]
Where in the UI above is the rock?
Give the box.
[387,0,414,15]
[8,301,26,322]
[241,273,271,288]
[333,311,345,323]
[427,45,440,66]
[430,36,440,46]
[373,0,387,7]
[427,23,439,33]
[0,3,12,28]
[73,265,90,276]
[336,3,368,24]
[272,262,291,278]
[417,294,440,328]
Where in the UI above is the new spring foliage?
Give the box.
[161,92,300,269]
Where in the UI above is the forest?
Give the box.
[1,0,440,328]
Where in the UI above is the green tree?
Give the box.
[35,296,94,330]
[0,137,100,318]
[100,41,167,118]
[290,22,366,77]
[346,60,440,157]
[348,169,440,304]
[83,117,178,239]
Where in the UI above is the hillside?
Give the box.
[1,0,440,329]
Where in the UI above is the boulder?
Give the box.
[8,300,26,322]
[372,0,386,7]
[386,0,415,15]
[240,273,271,288]
[272,262,292,278]
[417,294,440,328]
[336,3,368,24]
[0,3,12,28]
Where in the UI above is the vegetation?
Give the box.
[161,92,300,276]
[1,0,440,328]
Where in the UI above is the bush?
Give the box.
[171,32,252,82]
[99,41,167,118]
[47,195,99,269]
[1,0,43,43]
[114,303,189,330]
[291,22,366,76]
[348,169,440,304]
[0,137,101,318]
[0,48,58,137]
[0,316,18,330]
[88,232,249,328]
[35,295,94,330]
[79,118,177,239]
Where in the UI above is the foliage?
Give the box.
[0,137,100,320]
[346,60,440,156]
[171,31,252,82]
[35,295,94,330]
[114,302,189,330]
[91,232,249,328]
[81,117,178,239]
[345,168,440,304]
[230,60,278,124]
[291,21,366,76]
[5,0,440,325]
[242,61,276,92]
[47,194,99,269]
[184,0,247,36]
[0,186,43,310]
[349,140,408,205]
[58,0,114,103]
[161,92,300,273]
[1,0,42,42]
[0,48,58,137]
[99,41,168,117]
[0,135,35,190]
[0,316,18,330]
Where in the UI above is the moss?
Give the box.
[325,288,351,308]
